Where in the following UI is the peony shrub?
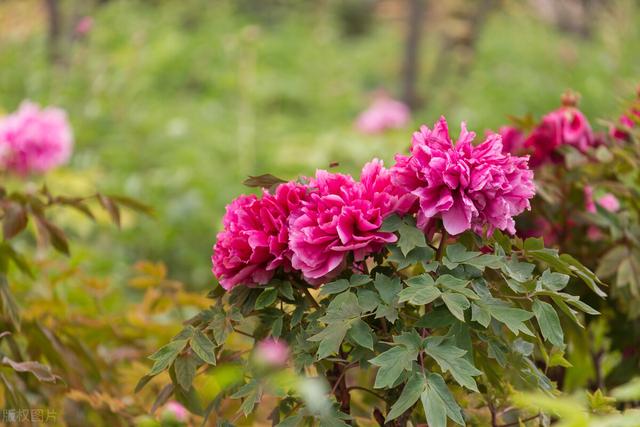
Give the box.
[140,117,605,426]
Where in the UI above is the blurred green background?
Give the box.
[1,0,638,288]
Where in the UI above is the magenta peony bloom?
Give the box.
[525,107,595,167]
[254,338,290,367]
[610,109,639,142]
[75,16,94,36]
[211,181,308,290]
[0,101,73,175]
[584,186,620,213]
[497,126,525,155]
[356,95,410,134]
[289,160,408,284]
[391,116,535,236]
[163,401,188,422]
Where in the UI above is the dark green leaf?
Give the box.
[532,300,564,347]
[191,330,217,365]
[255,287,278,309]
[386,372,426,421]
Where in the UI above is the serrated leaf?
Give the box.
[424,338,481,391]
[380,214,403,232]
[320,279,349,296]
[398,220,427,256]
[231,380,262,416]
[148,339,188,375]
[357,289,380,312]
[174,353,197,391]
[441,292,470,322]
[374,273,401,305]
[370,345,417,389]
[532,300,564,347]
[350,274,372,286]
[398,282,441,305]
[386,372,426,421]
[388,245,435,270]
[425,373,465,426]
[191,330,216,365]
[309,322,351,360]
[255,287,278,309]
[421,381,447,427]
[483,301,534,336]
[348,319,374,350]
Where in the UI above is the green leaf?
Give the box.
[277,414,303,427]
[370,345,417,389]
[539,269,570,291]
[421,382,447,427]
[309,322,350,359]
[255,287,278,309]
[532,300,564,347]
[191,330,217,365]
[174,353,197,390]
[348,319,374,350]
[322,292,362,321]
[441,292,470,322]
[399,284,441,306]
[398,219,428,256]
[320,279,350,296]
[231,380,262,416]
[502,258,535,282]
[426,373,465,425]
[350,274,372,287]
[471,303,491,327]
[374,273,402,305]
[483,301,534,336]
[386,372,426,421]
[380,214,403,232]
[278,281,295,300]
[357,289,380,312]
[388,245,435,270]
[559,253,606,298]
[424,337,481,391]
[415,307,456,329]
[148,339,188,375]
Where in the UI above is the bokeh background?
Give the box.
[1,0,639,289]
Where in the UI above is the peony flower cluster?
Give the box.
[524,106,596,167]
[390,117,535,236]
[0,101,73,176]
[355,95,410,134]
[212,182,308,290]
[212,116,536,289]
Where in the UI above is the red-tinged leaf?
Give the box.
[2,356,59,383]
[34,215,69,255]
[98,194,121,227]
[151,383,174,414]
[2,203,27,240]
[243,174,286,189]
[107,194,154,216]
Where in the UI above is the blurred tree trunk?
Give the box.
[43,0,62,63]
[401,0,425,110]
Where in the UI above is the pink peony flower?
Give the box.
[356,95,410,134]
[525,106,595,167]
[289,160,409,284]
[497,126,525,155]
[254,338,290,367]
[0,101,73,175]
[610,109,639,141]
[211,181,308,290]
[75,16,94,36]
[584,186,620,213]
[391,116,535,236]
[163,401,188,422]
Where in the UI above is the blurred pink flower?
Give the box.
[610,109,639,141]
[497,126,525,155]
[391,116,535,236]
[255,338,289,367]
[75,16,94,36]
[163,401,188,422]
[0,101,73,175]
[584,186,620,214]
[289,160,407,284]
[355,95,410,134]
[525,106,595,167]
[211,182,308,290]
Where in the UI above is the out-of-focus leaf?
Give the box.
[2,356,59,383]
[243,174,286,188]
[2,202,27,239]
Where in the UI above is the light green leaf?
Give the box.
[374,273,402,305]
[309,322,351,360]
[398,220,428,256]
[425,373,465,426]
[370,346,417,389]
[348,319,374,350]
[191,330,217,365]
[148,339,188,375]
[350,274,372,287]
[386,372,426,421]
[539,269,569,291]
[441,292,470,322]
[399,285,441,306]
[421,382,447,427]
[388,245,435,270]
[175,353,197,390]
[380,214,403,232]
[255,287,278,309]
[484,301,534,336]
[320,279,349,296]
[424,337,481,391]
[532,300,564,347]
